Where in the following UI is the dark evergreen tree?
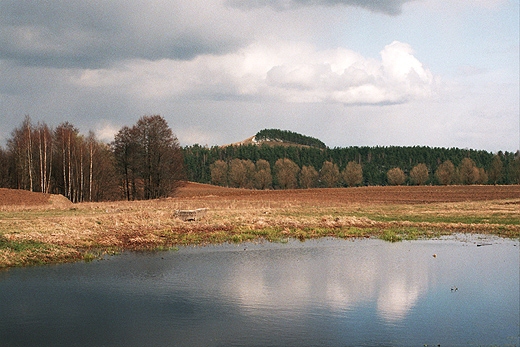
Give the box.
[255,129,326,149]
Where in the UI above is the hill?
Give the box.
[224,129,326,149]
[254,129,326,149]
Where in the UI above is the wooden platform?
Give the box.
[174,208,208,221]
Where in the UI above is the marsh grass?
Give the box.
[0,235,81,267]
[1,196,518,268]
[379,229,403,242]
[0,236,46,252]
[360,207,519,225]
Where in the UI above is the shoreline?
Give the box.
[1,185,519,268]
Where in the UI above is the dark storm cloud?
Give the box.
[226,0,415,15]
[0,0,244,68]
[0,0,517,153]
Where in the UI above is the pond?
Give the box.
[0,236,518,347]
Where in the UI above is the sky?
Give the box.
[1,0,518,152]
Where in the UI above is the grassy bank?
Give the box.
[1,186,519,268]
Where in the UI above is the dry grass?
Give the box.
[1,184,519,268]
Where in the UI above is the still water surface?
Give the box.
[1,236,518,346]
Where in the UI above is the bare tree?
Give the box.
[254,159,272,189]
[35,122,53,193]
[275,158,300,189]
[387,167,406,186]
[25,117,34,191]
[90,143,119,201]
[509,152,520,184]
[435,160,455,185]
[132,115,184,199]
[67,130,72,199]
[0,147,8,187]
[320,161,340,188]
[7,116,34,190]
[54,122,79,201]
[488,155,503,185]
[476,167,488,184]
[229,159,247,188]
[210,160,228,186]
[4,118,121,201]
[410,163,429,185]
[342,161,363,187]
[243,160,256,189]
[79,135,85,202]
[112,126,139,200]
[300,165,319,189]
[459,158,479,185]
[86,131,96,201]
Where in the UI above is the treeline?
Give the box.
[2,118,519,202]
[0,115,184,202]
[183,143,520,188]
[255,129,326,149]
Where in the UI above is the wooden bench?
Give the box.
[174,208,208,221]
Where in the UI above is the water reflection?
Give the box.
[0,236,518,347]
[228,240,432,323]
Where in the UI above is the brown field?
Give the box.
[174,182,520,204]
[1,183,519,268]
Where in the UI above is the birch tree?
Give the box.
[36,122,53,193]
[7,116,34,190]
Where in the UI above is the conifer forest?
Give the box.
[1,117,519,202]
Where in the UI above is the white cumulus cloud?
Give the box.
[94,121,120,143]
[75,40,436,106]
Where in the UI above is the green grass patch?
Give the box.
[242,227,287,242]
[0,236,83,268]
[377,227,453,242]
[0,236,47,252]
[82,252,97,262]
[155,245,179,252]
[379,229,403,242]
[358,212,518,225]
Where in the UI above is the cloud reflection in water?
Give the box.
[226,239,430,323]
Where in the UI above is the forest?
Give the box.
[0,115,184,202]
[183,142,520,188]
[1,117,519,202]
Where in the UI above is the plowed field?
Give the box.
[175,182,520,205]
[1,183,518,207]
